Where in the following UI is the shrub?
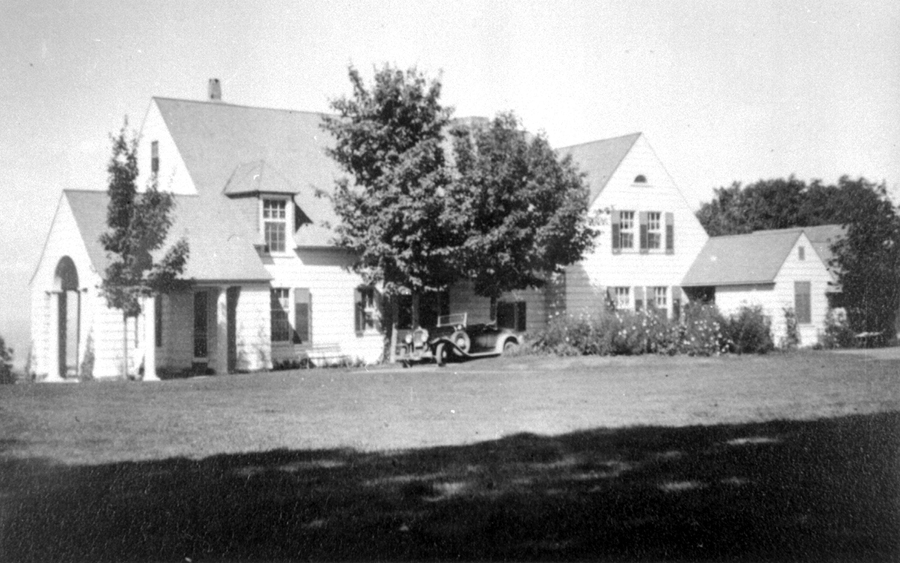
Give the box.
[781,307,800,349]
[677,302,729,356]
[818,308,856,349]
[79,334,95,382]
[725,305,774,354]
[0,335,15,384]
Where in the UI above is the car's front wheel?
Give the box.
[434,343,447,367]
[503,339,520,356]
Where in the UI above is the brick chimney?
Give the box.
[208,78,222,101]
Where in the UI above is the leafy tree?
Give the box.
[0,335,13,384]
[451,112,597,314]
[321,65,465,320]
[829,177,900,340]
[99,122,189,378]
[696,176,807,236]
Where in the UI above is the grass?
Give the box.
[1,351,898,561]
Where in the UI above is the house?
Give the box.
[30,81,713,381]
[554,134,710,319]
[681,225,843,346]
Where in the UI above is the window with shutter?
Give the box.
[614,287,630,309]
[611,210,621,253]
[497,301,526,331]
[293,288,311,344]
[270,288,291,342]
[355,286,379,333]
[794,281,811,324]
[647,213,662,250]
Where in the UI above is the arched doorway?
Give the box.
[53,257,80,379]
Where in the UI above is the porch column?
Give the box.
[142,295,160,381]
[215,287,228,374]
[46,291,63,382]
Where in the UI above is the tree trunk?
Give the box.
[490,296,498,322]
[411,292,421,328]
[121,312,128,379]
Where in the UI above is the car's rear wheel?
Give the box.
[503,339,520,356]
[451,331,471,353]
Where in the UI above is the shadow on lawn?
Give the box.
[2,412,898,562]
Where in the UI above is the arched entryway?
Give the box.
[53,256,80,379]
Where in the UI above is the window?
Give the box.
[794,281,811,324]
[151,141,159,174]
[194,291,208,358]
[634,175,647,183]
[263,199,287,253]
[355,287,379,333]
[615,287,630,309]
[798,246,805,260]
[271,288,291,342]
[647,212,662,250]
[497,301,527,332]
[653,287,667,309]
[293,288,311,344]
[619,211,635,249]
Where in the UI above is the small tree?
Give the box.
[99,122,189,378]
[0,335,14,384]
[451,112,597,315]
[322,65,465,325]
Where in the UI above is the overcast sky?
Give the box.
[1,0,898,364]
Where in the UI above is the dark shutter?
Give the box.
[639,211,649,254]
[634,286,645,311]
[354,288,363,333]
[646,286,655,310]
[672,286,682,321]
[516,301,527,332]
[294,288,310,344]
[611,210,621,253]
[794,282,811,324]
[154,295,163,348]
[665,212,674,254]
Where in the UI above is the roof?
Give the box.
[65,190,271,282]
[556,133,642,204]
[154,98,341,245]
[682,224,844,287]
[682,230,803,287]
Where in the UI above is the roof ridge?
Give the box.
[556,132,642,151]
[153,96,333,117]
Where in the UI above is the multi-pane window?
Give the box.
[355,286,378,333]
[654,287,667,309]
[263,199,287,253]
[619,211,635,249]
[615,287,630,309]
[271,288,291,342]
[151,141,159,174]
[647,212,662,250]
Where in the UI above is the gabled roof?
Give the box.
[682,230,803,287]
[154,97,341,242]
[556,133,641,204]
[65,190,271,283]
[682,224,844,287]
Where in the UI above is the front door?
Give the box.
[226,287,240,372]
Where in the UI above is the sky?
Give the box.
[1,0,898,365]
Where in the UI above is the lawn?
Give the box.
[1,352,898,561]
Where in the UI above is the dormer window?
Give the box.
[634,175,647,184]
[263,199,287,253]
[151,141,159,174]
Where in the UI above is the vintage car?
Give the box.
[395,313,522,366]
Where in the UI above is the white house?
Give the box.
[29,81,731,381]
[681,225,843,346]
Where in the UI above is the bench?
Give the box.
[301,343,352,367]
[854,331,883,348]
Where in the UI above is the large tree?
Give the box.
[321,65,465,315]
[99,122,189,378]
[451,112,597,314]
[829,177,900,339]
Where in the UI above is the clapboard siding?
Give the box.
[565,135,709,318]
[136,101,197,195]
[448,283,547,333]
[713,234,832,347]
[265,249,384,364]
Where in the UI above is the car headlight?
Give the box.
[404,334,412,344]
[414,328,429,343]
